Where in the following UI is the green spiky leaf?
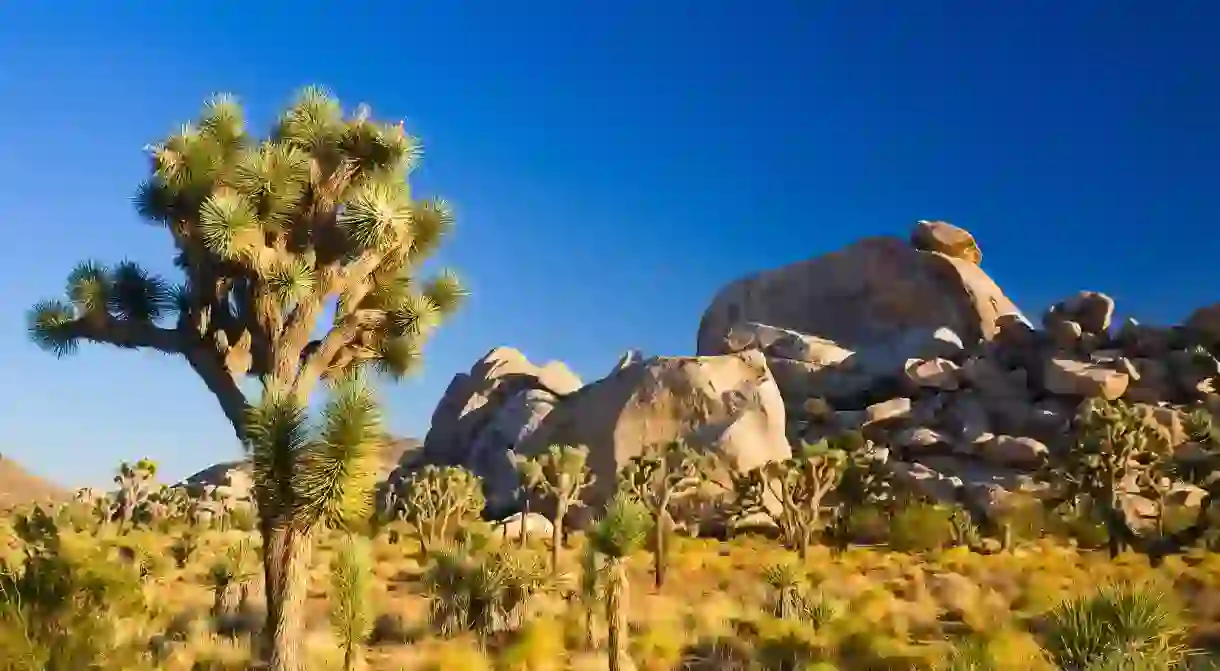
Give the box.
[338,182,413,251]
[27,299,79,357]
[265,256,317,306]
[389,293,440,337]
[198,190,259,260]
[406,199,453,260]
[66,261,110,315]
[108,261,172,322]
[588,493,651,559]
[423,270,467,316]
[245,393,309,521]
[293,374,383,529]
[372,334,423,380]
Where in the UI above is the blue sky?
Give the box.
[0,2,1217,488]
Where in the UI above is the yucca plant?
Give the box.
[1041,582,1190,670]
[513,444,596,571]
[171,531,200,569]
[586,493,652,671]
[329,535,375,671]
[421,542,550,642]
[619,440,706,588]
[25,89,465,670]
[761,561,837,628]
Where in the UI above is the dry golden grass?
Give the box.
[10,512,1220,669]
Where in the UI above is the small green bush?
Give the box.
[887,502,955,553]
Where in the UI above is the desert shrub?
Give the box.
[1040,582,1190,670]
[422,542,551,641]
[888,502,955,553]
[369,610,417,644]
[835,504,890,546]
[171,532,200,569]
[497,616,567,671]
[0,508,154,670]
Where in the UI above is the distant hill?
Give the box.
[0,455,68,510]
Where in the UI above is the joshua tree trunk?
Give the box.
[653,515,667,589]
[606,559,629,671]
[520,498,531,549]
[552,499,568,574]
[263,524,314,671]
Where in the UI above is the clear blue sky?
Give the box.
[0,2,1217,488]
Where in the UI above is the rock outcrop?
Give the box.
[406,219,1220,533]
[695,233,1022,359]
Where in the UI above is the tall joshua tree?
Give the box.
[513,444,596,571]
[26,89,465,670]
[620,440,707,589]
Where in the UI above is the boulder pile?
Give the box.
[419,220,1220,529]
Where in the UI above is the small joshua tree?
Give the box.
[330,535,375,671]
[586,492,651,671]
[513,444,596,571]
[620,440,706,588]
[759,439,847,558]
[1053,399,1164,558]
[112,458,158,533]
[395,465,485,553]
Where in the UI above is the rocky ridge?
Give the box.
[413,220,1220,532]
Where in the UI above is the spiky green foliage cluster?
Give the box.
[761,561,838,628]
[394,465,485,552]
[422,542,550,641]
[755,440,847,557]
[329,535,376,670]
[245,373,385,534]
[587,493,652,561]
[1041,583,1189,670]
[27,88,466,431]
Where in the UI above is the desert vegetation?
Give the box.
[7,398,1220,670]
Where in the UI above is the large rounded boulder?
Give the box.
[695,226,1022,357]
[516,348,792,510]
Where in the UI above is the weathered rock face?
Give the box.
[423,347,582,467]
[518,349,792,509]
[695,224,1022,358]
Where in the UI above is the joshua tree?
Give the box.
[759,439,847,558]
[26,89,464,670]
[586,492,652,671]
[619,440,706,588]
[395,465,485,553]
[513,444,596,571]
[111,458,158,532]
[329,535,375,671]
[1052,399,1163,558]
